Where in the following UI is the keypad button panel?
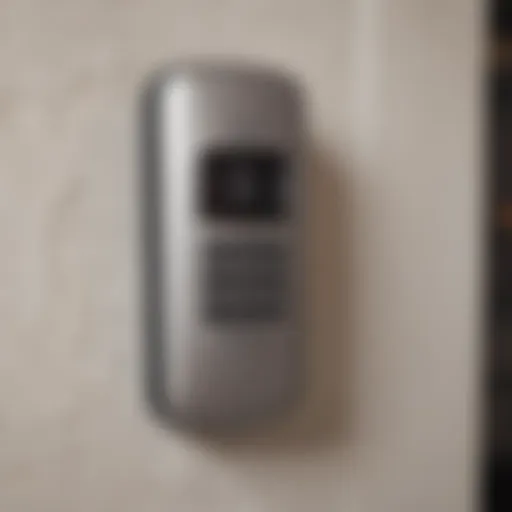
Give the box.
[204,241,288,323]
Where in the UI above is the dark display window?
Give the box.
[201,148,288,220]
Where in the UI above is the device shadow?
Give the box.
[193,145,357,454]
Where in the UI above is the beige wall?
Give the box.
[0,0,480,510]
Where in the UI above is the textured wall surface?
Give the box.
[0,1,480,511]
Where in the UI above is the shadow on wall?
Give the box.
[141,143,358,454]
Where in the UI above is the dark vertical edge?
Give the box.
[488,2,512,510]
[139,70,172,422]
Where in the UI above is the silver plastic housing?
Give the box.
[141,62,305,429]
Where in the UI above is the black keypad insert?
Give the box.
[204,241,287,323]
